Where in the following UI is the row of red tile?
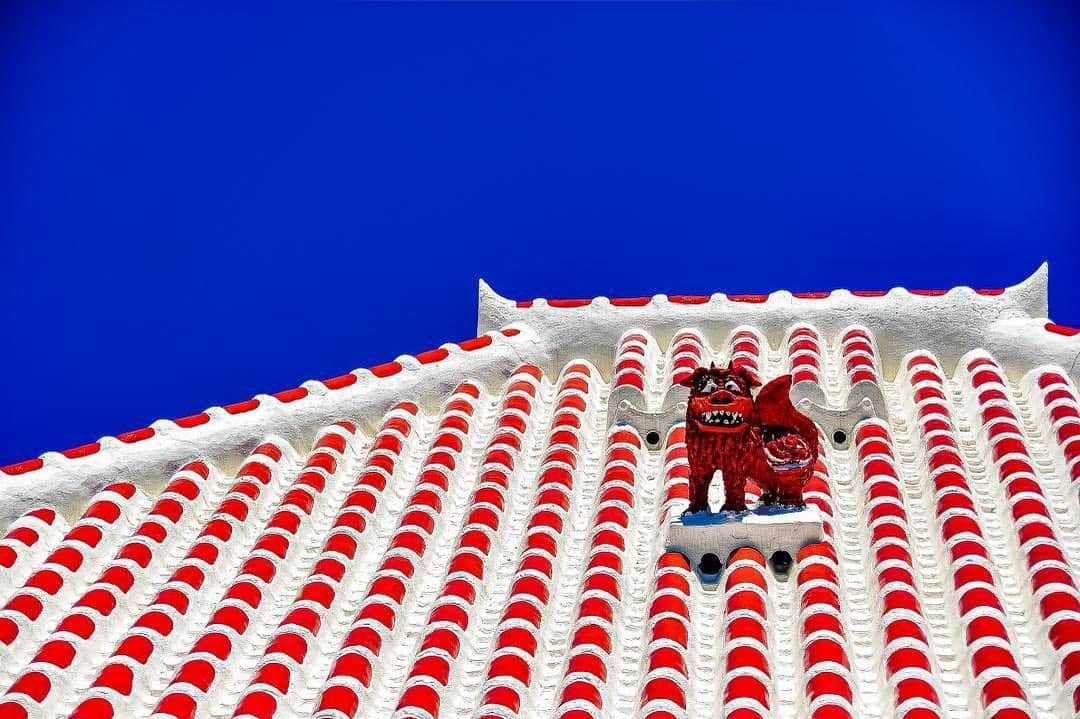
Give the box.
[658,425,690,520]
[729,328,762,374]
[0,481,145,703]
[230,403,422,719]
[68,440,293,719]
[151,423,359,719]
[0,510,67,607]
[904,354,1035,717]
[847,336,948,718]
[613,331,655,391]
[840,327,881,385]
[718,548,772,719]
[639,426,691,719]
[1030,371,1080,487]
[313,383,485,719]
[0,328,523,478]
[787,329,857,719]
[668,330,706,387]
[788,328,832,525]
[390,367,544,719]
[800,459,835,540]
[854,422,946,718]
[788,326,823,386]
[474,364,597,719]
[795,542,855,719]
[0,462,215,719]
[962,355,1080,713]
[554,427,643,719]
[844,330,945,717]
[639,552,692,719]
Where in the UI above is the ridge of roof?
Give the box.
[483,262,1048,314]
[477,264,1078,382]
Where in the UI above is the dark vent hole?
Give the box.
[832,429,848,445]
[698,553,722,575]
[645,431,661,448]
[771,550,793,573]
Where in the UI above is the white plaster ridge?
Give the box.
[477,264,1077,382]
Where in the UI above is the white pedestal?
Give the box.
[665,505,824,587]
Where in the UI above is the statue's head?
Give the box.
[679,362,759,434]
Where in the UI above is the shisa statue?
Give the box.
[680,363,818,514]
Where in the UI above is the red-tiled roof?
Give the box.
[1,299,1079,719]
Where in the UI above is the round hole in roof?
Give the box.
[698,553,722,576]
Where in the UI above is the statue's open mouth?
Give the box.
[688,393,754,433]
[695,409,744,427]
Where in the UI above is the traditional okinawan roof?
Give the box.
[1,265,1078,719]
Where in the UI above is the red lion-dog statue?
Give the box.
[681,362,818,514]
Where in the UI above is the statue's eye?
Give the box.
[724,379,741,393]
[697,376,719,393]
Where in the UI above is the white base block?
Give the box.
[665,505,824,587]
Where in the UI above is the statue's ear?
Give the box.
[679,366,702,388]
[731,364,761,389]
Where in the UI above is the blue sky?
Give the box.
[2,2,1078,464]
